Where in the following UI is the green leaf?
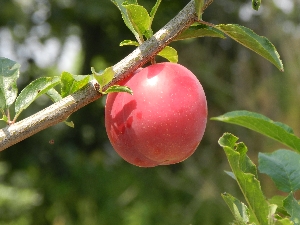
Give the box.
[120,40,139,46]
[195,0,205,20]
[92,67,114,89]
[269,195,285,208]
[104,85,133,95]
[61,72,90,98]
[223,141,258,180]
[237,142,258,177]
[14,77,60,121]
[224,170,236,180]
[143,29,153,39]
[149,0,162,21]
[110,0,139,39]
[0,94,6,111]
[221,192,250,224]
[275,218,294,225]
[0,114,8,123]
[157,46,178,63]
[268,204,278,225]
[46,89,74,128]
[218,132,239,148]
[125,0,137,3]
[123,4,151,41]
[252,0,261,11]
[194,0,213,18]
[46,88,62,102]
[283,193,300,224]
[0,57,20,109]
[219,133,270,225]
[64,120,75,128]
[175,24,226,41]
[211,111,300,152]
[268,195,289,217]
[258,149,300,193]
[215,24,284,71]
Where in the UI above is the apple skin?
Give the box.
[105,62,207,167]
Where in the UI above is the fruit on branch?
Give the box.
[105,62,207,167]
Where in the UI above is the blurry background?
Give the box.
[0,0,299,224]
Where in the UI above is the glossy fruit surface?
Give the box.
[105,62,207,167]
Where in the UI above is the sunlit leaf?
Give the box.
[0,92,6,110]
[46,88,74,128]
[235,142,258,177]
[175,24,225,41]
[46,88,62,102]
[143,29,153,39]
[211,110,300,152]
[104,85,133,95]
[14,77,61,121]
[157,46,178,63]
[123,3,151,41]
[283,193,300,224]
[125,0,137,3]
[224,170,236,180]
[64,120,74,128]
[215,24,284,71]
[92,67,114,88]
[110,0,139,38]
[259,149,300,193]
[268,195,289,217]
[0,57,20,109]
[219,133,270,225]
[0,114,8,123]
[252,0,261,11]
[275,219,294,225]
[150,0,162,21]
[268,204,279,225]
[120,40,139,46]
[221,193,250,224]
[61,72,90,98]
[194,0,205,20]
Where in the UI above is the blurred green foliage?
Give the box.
[0,0,299,224]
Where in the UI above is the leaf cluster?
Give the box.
[0,0,296,224]
[0,0,284,126]
[0,57,131,127]
[112,0,180,63]
[214,111,300,224]
[112,0,283,71]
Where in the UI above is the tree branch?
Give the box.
[0,0,197,151]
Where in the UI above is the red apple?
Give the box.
[105,62,207,167]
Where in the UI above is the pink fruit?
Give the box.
[105,62,207,167]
